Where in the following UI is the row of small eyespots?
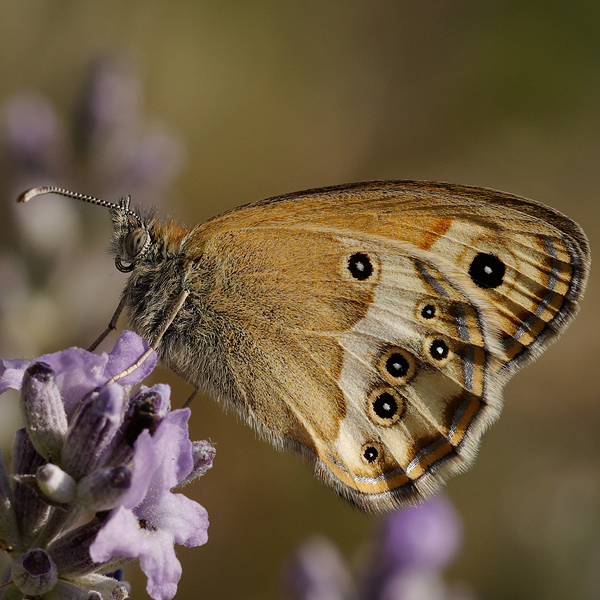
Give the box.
[347,251,452,365]
[360,338,451,465]
[346,249,502,466]
[346,251,476,466]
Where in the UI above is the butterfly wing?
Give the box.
[179,181,589,512]
[195,180,589,370]
[306,237,506,511]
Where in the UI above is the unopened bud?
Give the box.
[61,385,124,480]
[11,548,58,595]
[37,463,76,504]
[20,362,68,460]
[177,440,215,488]
[77,465,132,511]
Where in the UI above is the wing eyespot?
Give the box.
[386,354,409,377]
[429,339,450,362]
[342,248,380,283]
[366,388,405,426]
[422,335,453,367]
[361,442,383,464]
[416,299,439,323]
[468,252,505,289]
[348,252,373,280]
[430,339,449,360]
[377,347,416,386]
[421,304,436,319]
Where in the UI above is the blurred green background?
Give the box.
[1,2,599,599]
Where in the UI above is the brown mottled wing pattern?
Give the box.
[185,180,589,512]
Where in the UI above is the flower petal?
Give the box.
[0,331,156,417]
[139,530,182,600]
[0,358,29,394]
[148,409,193,490]
[104,330,157,386]
[153,492,209,548]
[89,505,144,563]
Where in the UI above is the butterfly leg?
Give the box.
[105,289,190,385]
[88,297,127,351]
[183,388,198,408]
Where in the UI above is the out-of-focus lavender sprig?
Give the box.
[0,331,213,600]
[283,496,476,600]
[0,56,186,356]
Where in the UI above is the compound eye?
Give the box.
[125,228,149,259]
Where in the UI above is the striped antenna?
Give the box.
[17,186,139,220]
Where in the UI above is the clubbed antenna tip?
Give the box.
[18,187,49,204]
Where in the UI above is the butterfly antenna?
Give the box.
[17,186,140,220]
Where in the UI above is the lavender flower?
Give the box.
[0,331,213,600]
[361,496,470,600]
[378,495,462,570]
[90,411,209,600]
[284,496,476,600]
[284,536,358,600]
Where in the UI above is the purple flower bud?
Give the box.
[283,536,357,600]
[75,56,141,154]
[11,548,58,595]
[356,497,467,600]
[380,496,462,571]
[77,465,132,512]
[20,362,68,461]
[177,440,215,488]
[61,385,125,480]
[103,384,170,468]
[3,93,62,173]
[124,389,161,445]
[36,463,76,504]
[1,332,208,600]
[191,440,215,475]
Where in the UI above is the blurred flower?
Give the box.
[0,331,213,600]
[284,536,358,600]
[283,496,476,600]
[0,56,186,356]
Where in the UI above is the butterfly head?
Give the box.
[107,197,154,273]
[17,186,185,275]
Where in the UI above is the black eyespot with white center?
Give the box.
[469,253,505,289]
[348,252,373,280]
[367,388,405,426]
[373,392,398,419]
[386,353,409,378]
[421,304,436,319]
[430,339,449,360]
[363,446,378,463]
[378,347,416,386]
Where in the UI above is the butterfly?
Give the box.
[19,180,590,513]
